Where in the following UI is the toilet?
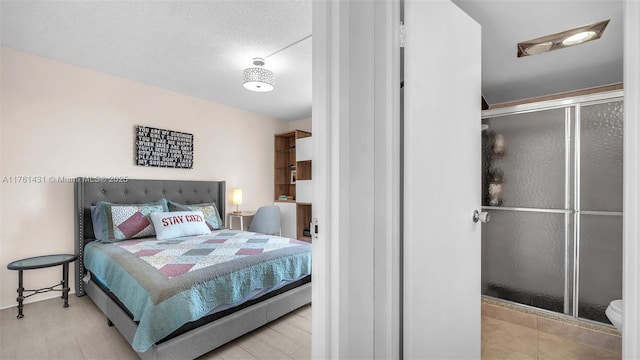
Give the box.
[605,299,623,333]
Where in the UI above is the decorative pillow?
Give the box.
[150,211,211,240]
[94,199,169,241]
[90,206,104,241]
[167,201,224,230]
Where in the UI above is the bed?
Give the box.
[74,178,312,359]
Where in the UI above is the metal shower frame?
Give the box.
[481,89,623,322]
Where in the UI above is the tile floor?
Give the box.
[482,299,622,359]
[0,295,311,360]
[1,295,622,359]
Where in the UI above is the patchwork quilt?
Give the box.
[84,230,311,352]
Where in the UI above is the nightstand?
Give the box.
[227,211,256,231]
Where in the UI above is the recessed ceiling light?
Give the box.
[517,19,609,58]
[562,31,597,46]
[523,41,553,56]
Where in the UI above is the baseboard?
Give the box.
[0,291,77,311]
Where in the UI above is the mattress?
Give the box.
[83,230,312,352]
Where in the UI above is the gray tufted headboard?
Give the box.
[74,177,226,296]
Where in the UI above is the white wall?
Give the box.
[288,116,312,133]
[0,47,289,308]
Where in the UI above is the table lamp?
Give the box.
[232,188,243,213]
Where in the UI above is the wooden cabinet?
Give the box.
[274,130,312,241]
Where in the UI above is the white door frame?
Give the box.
[373,1,402,358]
[623,0,640,357]
[311,0,401,358]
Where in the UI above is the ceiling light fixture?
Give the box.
[517,19,609,58]
[562,31,597,46]
[242,34,312,93]
[242,58,274,92]
[523,41,554,56]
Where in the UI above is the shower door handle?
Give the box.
[473,210,490,223]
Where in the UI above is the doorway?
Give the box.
[310,0,640,358]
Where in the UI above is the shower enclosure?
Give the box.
[481,91,623,325]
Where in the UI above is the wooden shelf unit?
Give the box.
[274,130,311,201]
[274,129,312,241]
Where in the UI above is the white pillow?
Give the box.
[150,211,211,240]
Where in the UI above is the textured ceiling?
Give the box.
[451,0,623,105]
[0,0,312,121]
[1,1,623,116]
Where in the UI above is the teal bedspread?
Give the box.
[84,230,311,352]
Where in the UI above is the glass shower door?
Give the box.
[481,107,575,315]
[482,97,624,325]
[577,100,623,323]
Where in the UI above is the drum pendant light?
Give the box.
[242,58,274,92]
